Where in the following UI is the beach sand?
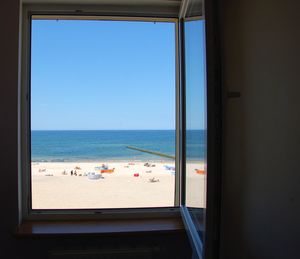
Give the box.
[31,161,205,209]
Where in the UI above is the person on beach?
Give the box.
[71,170,73,176]
[149,177,159,183]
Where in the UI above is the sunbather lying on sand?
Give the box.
[148,177,159,183]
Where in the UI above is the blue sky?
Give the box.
[31,19,205,130]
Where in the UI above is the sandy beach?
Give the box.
[31,161,205,209]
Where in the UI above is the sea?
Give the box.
[31,130,206,162]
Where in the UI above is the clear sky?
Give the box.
[31,19,205,130]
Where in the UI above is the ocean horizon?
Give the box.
[31,130,205,162]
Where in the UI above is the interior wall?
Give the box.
[0,0,20,257]
[220,0,300,259]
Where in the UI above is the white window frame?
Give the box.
[19,4,182,221]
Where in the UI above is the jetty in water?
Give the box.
[126,146,175,160]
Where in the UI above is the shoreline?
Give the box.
[31,159,175,163]
[31,159,204,163]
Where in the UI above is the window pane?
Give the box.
[30,19,176,209]
[185,19,207,237]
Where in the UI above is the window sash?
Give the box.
[20,6,181,220]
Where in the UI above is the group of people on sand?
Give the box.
[62,169,86,177]
[70,170,77,176]
[144,162,156,167]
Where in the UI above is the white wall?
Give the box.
[220,0,300,258]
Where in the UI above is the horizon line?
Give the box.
[31,129,205,131]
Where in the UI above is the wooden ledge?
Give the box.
[16,217,185,238]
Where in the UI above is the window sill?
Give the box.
[15,217,185,238]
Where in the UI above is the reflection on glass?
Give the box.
[185,19,206,238]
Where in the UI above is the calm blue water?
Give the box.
[31,130,205,162]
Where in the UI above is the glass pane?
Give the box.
[184,18,207,241]
[30,19,176,209]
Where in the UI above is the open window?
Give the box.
[19,1,221,259]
